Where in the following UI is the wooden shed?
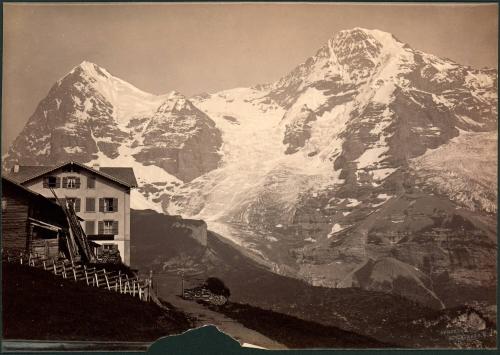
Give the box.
[2,176,69,258]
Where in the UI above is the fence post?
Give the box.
[148,270,153,302]
[83,265,88,284]
[105,271,110,290]
[62,263,67,279]
[118,271,122,293]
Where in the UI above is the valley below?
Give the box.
[130,209,496,348]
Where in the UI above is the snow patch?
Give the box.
[346,198,361,207]
[327,223,346,238]
[63,146,83,153]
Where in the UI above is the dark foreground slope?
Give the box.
[130,209,496,348]
[2,262,192,341]
[204,302,392,348]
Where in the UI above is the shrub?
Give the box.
[204,277,231,298]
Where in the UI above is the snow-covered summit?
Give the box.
[72,60,112,78]
[64,60,170,124]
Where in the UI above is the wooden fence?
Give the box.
[4,252,153,302]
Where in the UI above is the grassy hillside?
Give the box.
[131,209,496,348]
[2,262,192,342]
[205,302,393,348]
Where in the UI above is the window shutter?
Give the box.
[99,198,104,212]
[75,198,81,212]
[43,177,48,188]
[86,198,95,212]
[113,198,118,212]
[98,221,104,234]
[62,177,68,188]
[55,177,61,188]
[87,176,96,188]
[85,221,95,235]
[112,221,119,235]
[75,177,81,189]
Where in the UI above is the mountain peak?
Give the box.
[168,90,184,98]
[71,60,112,79]
[154,90,195,115]
[328,28,406,60]
[334,27,401,44]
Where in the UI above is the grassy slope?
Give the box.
[2,262,192,341]
[205,302,393,348]
[129,210,446,347]
[130,209,496,348]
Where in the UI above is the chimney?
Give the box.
[12,164,19,173]
[92,163,100,171]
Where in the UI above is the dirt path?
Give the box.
[162,293,287,350]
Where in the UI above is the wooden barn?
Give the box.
[1,176,69,259]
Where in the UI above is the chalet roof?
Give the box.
[98,167,138,188]
[2,176,46,198]
[2,176,69,225]
[1,176,65,212]
[5,161,138,188]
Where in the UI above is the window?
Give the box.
[67,177,77,189]
[43,176,60,188]
[86,198,96,212]
[103,221,113,234]
[102,243,118,251]
[99,220,118,235]
[65,198,81,212]
[99,198,118,212]
[87,176,96,189]
[63,176,80,189]
[48,176,57,188]
[104,198,114,212]
[85,220,95,235]
[103,220,113,234]
[2,198,7,211]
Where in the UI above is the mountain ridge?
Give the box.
[4,27,497,308]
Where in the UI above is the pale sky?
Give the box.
[2,2,498,152]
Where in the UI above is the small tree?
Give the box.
[204,277,231,298]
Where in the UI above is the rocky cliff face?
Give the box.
[5,29,497,309]
[3,62,222,183]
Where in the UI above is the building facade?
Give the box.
[2,176,68,259]
[7,162,137,265]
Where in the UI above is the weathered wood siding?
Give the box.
[2,178,67,257]
[2,193,29,253]
[31,239,59,258]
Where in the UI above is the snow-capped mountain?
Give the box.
[4,28,497,308]
[3,61,222,185]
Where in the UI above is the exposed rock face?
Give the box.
[172,217,208,247]
[4,64,124,165]
[282,105,318,154]
[3,62,222,183]
[131,92,222,182]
